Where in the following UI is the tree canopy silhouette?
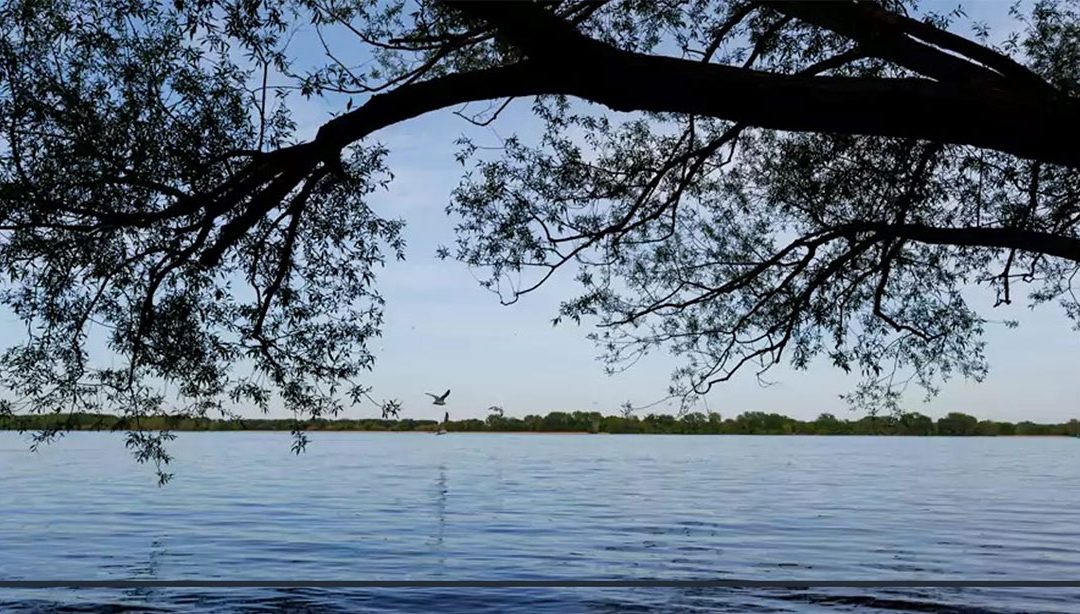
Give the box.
[1,0,1078,476]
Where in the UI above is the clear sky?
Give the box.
[3,0,1076,423]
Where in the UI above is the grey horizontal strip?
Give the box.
[2,580,1080,589]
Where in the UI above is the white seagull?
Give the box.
[426,389,451,406]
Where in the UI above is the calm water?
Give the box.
[2,432,1079,612]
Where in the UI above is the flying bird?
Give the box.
[426,389,451,405]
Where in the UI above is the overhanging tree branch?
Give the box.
[842,222,1080,263]
[447,0,1080,168]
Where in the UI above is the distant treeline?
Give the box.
[2,411,1080,436]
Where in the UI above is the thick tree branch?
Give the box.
[449,1,1080,168]
[842,222,1080,263]
[771,1,1009,86]
[313,62,555,154]
[775,0,1052,93]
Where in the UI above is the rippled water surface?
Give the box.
[2,432,1079,612]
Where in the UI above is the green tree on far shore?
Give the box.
[9,409,1078,437]
[936,412,979,436]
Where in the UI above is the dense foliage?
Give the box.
[2,0,1078,479]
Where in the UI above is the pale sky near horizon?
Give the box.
[3,0,1077,424]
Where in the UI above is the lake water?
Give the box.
[1,432,1079,612]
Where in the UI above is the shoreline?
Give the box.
[5,411,1078,437]
[0,428,1073,437]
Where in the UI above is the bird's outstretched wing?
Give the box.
[425,392,438,399]
[441,389,451,400]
